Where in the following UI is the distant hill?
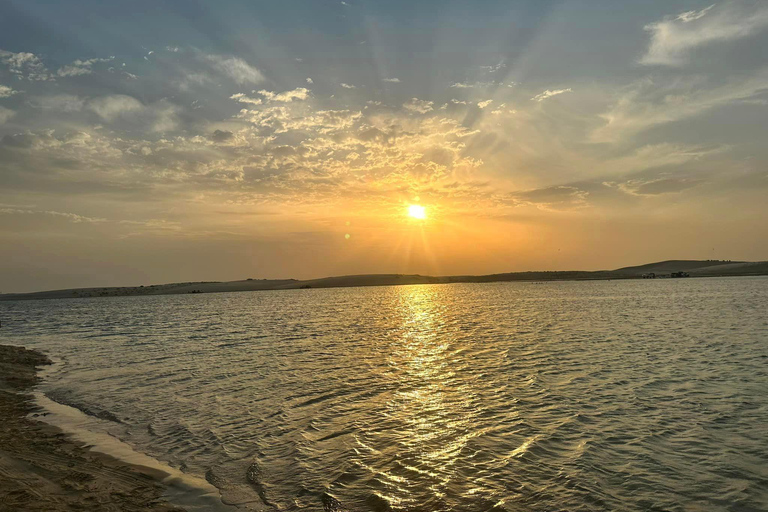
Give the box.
[613,260,742,275]
[689,261,768,276]
[1,260,765,301]
[613,259,768,277]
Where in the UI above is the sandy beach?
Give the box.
[0,344,183,512]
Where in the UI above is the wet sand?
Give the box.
[0,344,183,512]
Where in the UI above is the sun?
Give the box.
[408,204,426,219]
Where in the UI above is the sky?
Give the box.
[1,0,767,292]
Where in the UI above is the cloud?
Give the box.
[258,87,310,102]
[210,129,234,142]
[306,77,313,84]
[676,4,715,23]
[0,106,14,124]
[230,93,263,105]
[236,98,363,137]
[613,177,701,196]
[450,81,501,89]
[480,62,506,73]
[403,98,434,114]
[88,95,143,121]
[477,100,493,109]
[231,88,310,105]
[0,50,40,69]
[531,88,572,102]
[592,72,768,142]
[641,3,768,66]
[150,103,180,132]
[0,207,106,223]
[0,84,19,98]
[60,92,475,198]
[57,57,114,77]
[179,71,213,91]
[382,77,401,83]
[512,186,589,211]
[490,103,510,115]
[204,55,265,84]
[0,50,49,80]
[340,83,356,89]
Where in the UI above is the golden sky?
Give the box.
[1,0,767,291]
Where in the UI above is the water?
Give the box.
[2,277,767,512]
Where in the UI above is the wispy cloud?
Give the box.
[450,81,510,89]
[531,88,572,102]
[382,77,401,83]
[0,208,106,223]
[57,57,114,77]
[340,83,356,89]
[258,88,310,102]
[676,4,715,23]
[480,61,506,73]
[229,93,263,105]
[403,98,434,114]
[613,176,702,196]
[231,88,310,105]
[512,186,590,211]
[204,54,265,84]
[592,72,768,142]
[641,2,768,66]
[0,106,14,124]
[88,95,143,121]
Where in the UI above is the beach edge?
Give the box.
[0,343,185,512]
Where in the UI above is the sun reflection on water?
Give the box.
[353,285,485,510]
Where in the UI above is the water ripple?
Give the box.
[1,277,768,511]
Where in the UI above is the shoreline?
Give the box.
[1,260,767,302]
[0,344,231,512]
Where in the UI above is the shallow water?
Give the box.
[2,277,768,511]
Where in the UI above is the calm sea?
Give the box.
[1,278,767,511]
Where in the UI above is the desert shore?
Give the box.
[0,344,184,512]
